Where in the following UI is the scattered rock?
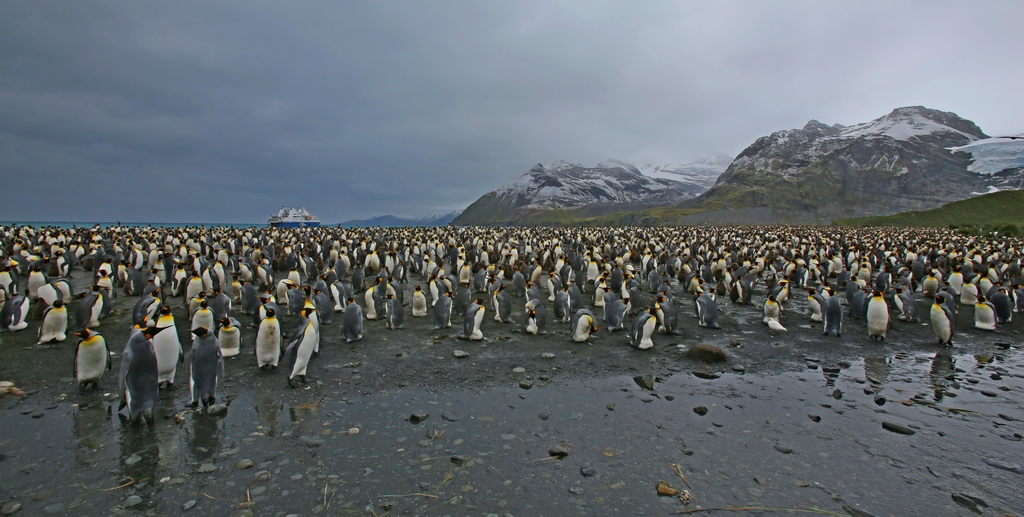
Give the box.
[568,485,584,495]
[453,350,469,358]
[580,465,597,477]
[441,411,461,422]
[980,390,998,398]
[685,344,727,362]
[182,499,198,511]
[2,501,22,514]
[207,404,228,416]
[125,453,142,465]
[519,380,533,390]
[693,406,708,416]
[451,455,470,466]
[548,444,570,458]
[512,367,526,374]
[774,444,794,454]
[298,436,324,447]
[234,459,254,470]
[692,371,721,380]
[605,404,615,411]
[873,395,886,406]
[808,415,821,423]
[664,395,675,401]
[123,495,143,507]
[983,458,1024,474]
[832,389,843,400]
[541,353,555,359]
[537,412,549,420]
[951,493,987,514]
[198,463,217,473]
[731,365,746,373]
[882,421,916,435]
[656,480,677,496]
[409,412,429,424]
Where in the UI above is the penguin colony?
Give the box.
[2,223,1023,426]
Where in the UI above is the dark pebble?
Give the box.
[842,503,877,517]
[409,412,429,424]
[548,444,571,458]
[951,493,988,513]
[693,406,708,416]
[664,395,674,401]
[450,455,470,466]
[568,485,584,495]
[606,404,615,411]
[882,421,916,435]
[980,390,998,398]
[873,395,886,406]
[538,412,549,420]
[182,499,198,511]
[808,415,821,423]
[580,465,597,477]
[832,389,843,400]
[441,411,460,422]
[693,371,721,380]
[983,458,1024,474]
[773,444,793,454]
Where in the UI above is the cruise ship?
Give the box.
[267,206,321,228]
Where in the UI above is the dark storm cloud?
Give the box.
[1,1,1021,223]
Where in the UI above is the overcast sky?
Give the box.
[1,1,1021,224]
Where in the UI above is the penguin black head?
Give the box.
[160,306,171,314]
[199,300,208,309]
[52,300,63,309]
[265,308,276,317]
[191,327,209,338]
[74,328,91,339]
[141,325,169,339]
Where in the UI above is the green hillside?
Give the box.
[834,189,1024,234]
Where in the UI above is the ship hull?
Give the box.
[269,221,320,228]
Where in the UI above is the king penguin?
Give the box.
[285,307,319,387]
[152,306,184,389]
[342,298,364,343]
[118,326,167,425]
[432,291,453,330]
[462,299,485,340]
[630,307,657,350]
[74,328,110,392]
[255,307,281,370]
[0,294,29,333]
[822,294,843,337]
[412,286,428,317]
[525,298,548,335]
[866,290,890,341]
[37,299,68,343]
[762,294,785,331]
[218,317,241,358]
[974,295,997,331]
[930,295,955,346]
[187,327,224,408]
[492,284,512,323]
[385,293,405,330]
[190,300,215,340]
[696,289,721,329]
[570,308,598,342]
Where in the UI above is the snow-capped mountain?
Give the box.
[689,106,1024,222]
[341,210,462,228]
[630,156,732,190]
[949,135,1024,176]
[454,159,716,225]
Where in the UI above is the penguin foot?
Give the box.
[288,376,301,388]
[165,382,177,391]
[311,350,319,359]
